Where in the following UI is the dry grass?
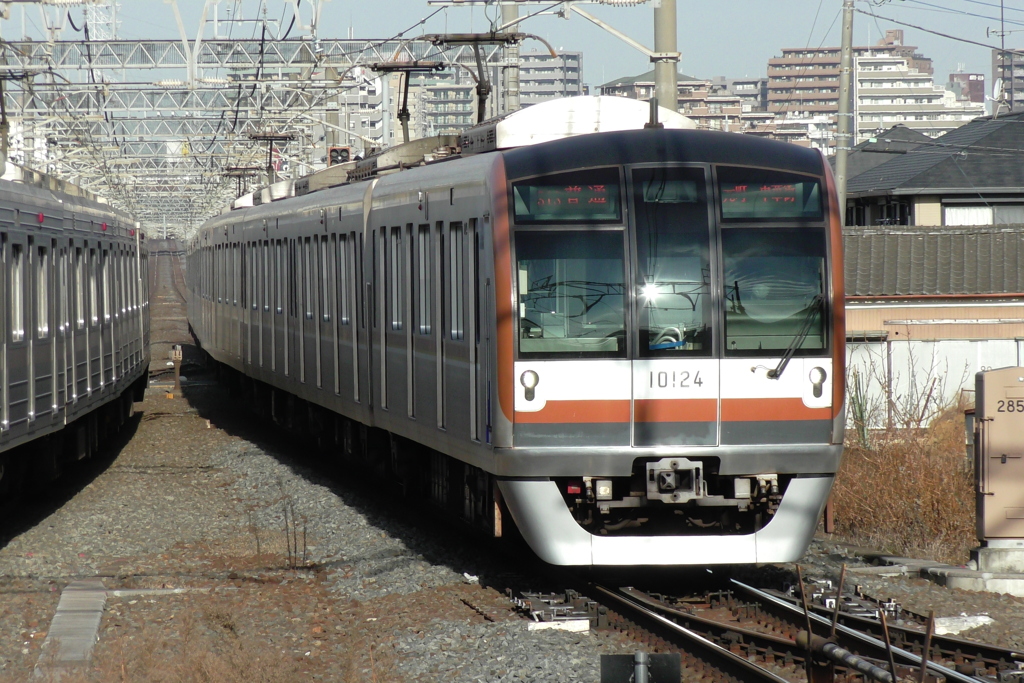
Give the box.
[831,410,976,565]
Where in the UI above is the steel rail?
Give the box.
[801,597,1024,671]
[731,580,984,683]
[593,585,791,683]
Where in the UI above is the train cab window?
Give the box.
[722,227,827,355]
[515,230,626,358]
[11,243,24,342]
[36,246,49,338]
[633,167,713,357]
[512,168,622,224]
[717,167,823,222]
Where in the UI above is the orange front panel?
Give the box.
[516,400,631,424]
[634,398,717,423]
[491,160,515,423]
[721,398,831,422]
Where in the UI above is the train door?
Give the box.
[7,231,30,434]
[273,238,285,375]
[411,223,435,427]
[629,166,720,447]
[333,229,360,406]
[317,232,333,392]
[301,236,316,387]
[34,239,56,421]
[383,224,410,418]
[442,221,470,439]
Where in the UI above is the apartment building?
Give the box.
[856,53,984,142]
[517,51,584,107]
[768,30,931,118]
[992,49,1024,112]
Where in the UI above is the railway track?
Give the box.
[518,575,1022,682]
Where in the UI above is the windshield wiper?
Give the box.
[767,294,824,380]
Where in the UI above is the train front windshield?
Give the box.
[511,165,829,358]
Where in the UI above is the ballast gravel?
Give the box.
[3,254,1024,680]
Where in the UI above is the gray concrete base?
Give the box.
[972,543,1024,573]
[33,578,107,678]
[860,553,1024,598]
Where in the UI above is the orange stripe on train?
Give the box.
[721,398,831,422]
[634,399,717,423]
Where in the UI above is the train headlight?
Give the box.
[520,370,540,401]
[809,367,827,398]
[595,479,614,501]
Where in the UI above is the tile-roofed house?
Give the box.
[843,111,1024,227]
[843,225,1024,428]
[831,125,932,181]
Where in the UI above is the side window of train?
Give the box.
[36,243,49,339]
[102,249,111,321]
[336,234,350,326]
[448,222,464,341]
[263,241,271,312]
[304,237,313,320]
[416,225,431,335]
[390,227,403,331]
[274,241,282,314]
[10,241,22,342]
[11,242,24,342]
[89,248,98,326]
[319,236,330,323]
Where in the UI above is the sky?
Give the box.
[4,1,1022,92]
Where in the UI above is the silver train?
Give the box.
[188,123,845,566]
[0,173,151,506]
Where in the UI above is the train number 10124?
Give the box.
[650,371,704,389]
[997,399,1024,413]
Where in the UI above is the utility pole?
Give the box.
[501,3,520,113]
[653,0,678,111]
[836,0,854,226]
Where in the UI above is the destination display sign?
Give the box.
[513,168,622,223]
[718,170,823,221]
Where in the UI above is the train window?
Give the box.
[303,238,313,320]
[320,237,331,323]
[512,167,622,224]
[390,227,403,331]
[416,225,430,335]
[717,167,823,221]
[633,167,713,357]
[290,239,298,318]
[37,245,49,338]
[103,250,111,321]
[75,248,84,328]
[59,249,68,332]
[515,230,626,358]
[448,223,464,340]
[263,242,270,312]
[11,243,24,342]
[337,235,350,325]
[722,227,827,355]
[89,248,98,325]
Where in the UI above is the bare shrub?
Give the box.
[832,409,975,565]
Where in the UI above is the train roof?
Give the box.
[501,128,827,180]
